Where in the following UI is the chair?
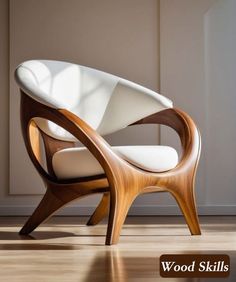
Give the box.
[15,60,201,245]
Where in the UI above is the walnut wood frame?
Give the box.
[19,91,201,245]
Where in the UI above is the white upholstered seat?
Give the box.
[52,145,178,179]
[15,60,178,180]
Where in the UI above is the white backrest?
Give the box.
[15,60,173,141]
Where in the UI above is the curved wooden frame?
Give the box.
[19,91,201,245]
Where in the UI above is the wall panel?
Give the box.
[160,0,236,210]
[9,0,160,200]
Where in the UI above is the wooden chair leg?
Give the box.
[172,182,201,235]
[19,189,74,235]
[105,191,135,245]
[87,192,110,226]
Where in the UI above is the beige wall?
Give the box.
[1,0,236,215]
[0,0,10,206]
[2,0,162,214]
[204,0,236,204]
[0,0,42,212]
[9,0,160,195]
[160,0,236,213]
[160,0,216,206]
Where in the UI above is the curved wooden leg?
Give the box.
[87,192,110,226]
[171,181,201,235]
[19,188,77,235]
[105,191,136,245]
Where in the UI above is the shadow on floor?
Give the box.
[0,231,108,241]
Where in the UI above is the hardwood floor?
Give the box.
[0,216,235,281]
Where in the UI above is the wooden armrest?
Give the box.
[131,108,201,168]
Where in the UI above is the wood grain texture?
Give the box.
[40,130,75,177]
[28,120,41,164]
[87,192,110,226]
[19,91,201,244]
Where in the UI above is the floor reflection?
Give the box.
[82,248,216,282]
[83,248,153,282]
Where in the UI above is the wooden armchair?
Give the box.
[15,60,201,245]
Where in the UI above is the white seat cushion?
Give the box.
[52,146,178,179]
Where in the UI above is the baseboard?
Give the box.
[0,205,236,216]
